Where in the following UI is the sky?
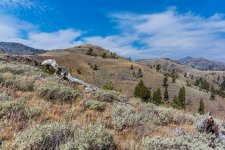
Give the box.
[1,0,225,61]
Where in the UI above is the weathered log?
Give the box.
[197,112,225,145]
[41,59,99,91]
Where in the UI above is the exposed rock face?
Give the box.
[179,56,225,71]
[0,42,46,55]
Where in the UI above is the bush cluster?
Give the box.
[84,100,106,111]
[142,133,224,150]
[36,84,79,102]
[95,90,124,103]
[0,95,41,121]
[10,122,114,150]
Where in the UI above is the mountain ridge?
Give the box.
[0,42,46,55]
[178,56,225,71]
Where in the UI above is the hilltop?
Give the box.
[0,42,46,55]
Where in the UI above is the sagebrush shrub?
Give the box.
[112,104,154,131]
[142,133,224,150]
[12,122,76,150]
[84,100,106,111]
[60,123,114,150]
[36,84,79,102]
[95,90,124,103]
[0,96,41,121]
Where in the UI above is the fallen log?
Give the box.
[197,112,225,145]
[41,59,99,91]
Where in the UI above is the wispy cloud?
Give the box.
[106,11,225,60]
[0,0,36,9]
[2,9,225,61]
[0,14,83,50]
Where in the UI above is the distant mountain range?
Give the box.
[1,41,225,71]
[178,56,225,71]
[0,42,46,55]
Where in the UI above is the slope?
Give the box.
[30,45,225,119]
[0,56,224,149]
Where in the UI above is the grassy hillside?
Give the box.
[31,45,225,120]
[0,60,224,149]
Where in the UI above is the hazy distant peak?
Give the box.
[0,42,46,55]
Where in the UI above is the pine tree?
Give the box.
[138,68,143,77]
[153,88,162,105]
[178,86,186,109]
[130,64,134,70]
[134,80,151,102]
[195,79,200,86]
[93,64,98,70]
[221,77,225,90]
[198,98,205,115]
[172,95,179,109]
[156,64,161,71]
[86,48,93,56]
[102,52,107,58]
[163,76,168,87]
[164,86,169,100]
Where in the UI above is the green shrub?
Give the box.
[154,108,175,126]
[60,123,114,150]
[112,104,154,131]
[173,112,195,125]
[102,81,117,91]
[134,80,151,102]
[0,97,41,120]
[0,67,25,74]
[40,65,55,75]
[0,92,12,101]
[0,74,35,91]
[142,133,224,150]
[12,122,76,150]
[36,84,79,102]
[84,100,106,111]
[95,90,124,103]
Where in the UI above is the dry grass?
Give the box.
[32,46,225,120]
[1,57,225,149]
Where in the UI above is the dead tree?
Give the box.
[41,59,99,92]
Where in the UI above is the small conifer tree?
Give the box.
[130,64,134,70]
[152,88,162,105]
[198,98,205,115]
[134,80,151,102]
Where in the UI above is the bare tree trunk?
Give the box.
[41,59,99,91]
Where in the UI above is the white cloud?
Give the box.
[108,11,225,60]
[2,9,225,61]
[0,0,35,8]
[26,29,83,49]
[0,14,83,50]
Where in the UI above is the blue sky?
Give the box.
[1,0,225,61]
